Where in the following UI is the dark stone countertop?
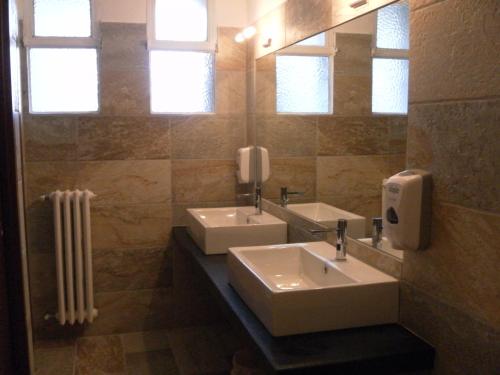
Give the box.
[173,227,434,374]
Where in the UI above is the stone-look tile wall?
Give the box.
[254,32,407,234]
[23,24,246,340]
[401,1,500,374]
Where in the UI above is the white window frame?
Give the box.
[23,0,99,114]
[371,1,409,115]
[275,31,336,115]
[147,0,216,52]
[23,0,99,48]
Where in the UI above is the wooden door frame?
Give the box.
[0,0,31,373]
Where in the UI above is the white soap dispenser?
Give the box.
[382,170,432,251]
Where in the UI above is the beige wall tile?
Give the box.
[335,33,372,76]
[318,116,407,156]
[120,330,171,354]
[402,203,500,329]
[400,282,500,375]
[317,154,405,197]
[93,247,172,292]
[256,115,317,157]
[78,160,171,205]
[125,350,179,375]
[409,0,500,103]
[285,0,333,46]
[216,27,246,71]
[100,68,150,116]
[75,335,125,375]
[263,158,316,200]
[407,100,500,213]
[34,341,75,375]
[78,116,170,161]
[333,75,372,116]
[255,70,276,114]
[100,23,148,70]
[215,70,247,114]
[24,116,78,162]
[92,204,171,250]
[171,115,245,160]
[172,160,240,203]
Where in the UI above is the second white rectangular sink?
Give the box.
[187,207,287,255]
[287,202,366,238]
[228,241,399,336]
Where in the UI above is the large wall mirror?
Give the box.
[254,0,409,260]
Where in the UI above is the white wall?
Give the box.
[246,0,286,24]
[97,0,247,26]
[17,0,248,27]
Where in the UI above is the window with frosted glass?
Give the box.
[150,51,214,113]
[29,48,98,113]
[376,0,409,50]
[296,32,326,47]
[276,55,330,114]
[33,0,92,37]
[372,58,408,114]
[155,0,208,42]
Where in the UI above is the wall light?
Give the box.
[234,26,257,43]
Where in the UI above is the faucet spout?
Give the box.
[335,219,348,261]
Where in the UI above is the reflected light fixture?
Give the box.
[235,26,257,43]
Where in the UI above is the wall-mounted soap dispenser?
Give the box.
[382,170,432,251]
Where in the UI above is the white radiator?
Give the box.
[41,190,98,325]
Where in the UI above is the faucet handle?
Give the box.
[372,217,383,231]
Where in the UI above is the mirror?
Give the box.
[253,1,409,260]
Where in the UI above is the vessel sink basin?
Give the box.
[359,237,404,260]
[187,207,287,255]
[228,241,399,336]
[287,202,366,238]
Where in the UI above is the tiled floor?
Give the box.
[34,325,241,375]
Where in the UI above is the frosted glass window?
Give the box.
[150,50,214,113]
[155,0,208,42]
[29,48,98,113]
[297,32,326,46]
[276,55,330,114]
[33,0,91,37]
[372,58,408,114]
[376,1,409,50]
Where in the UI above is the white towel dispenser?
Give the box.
[382,170,432,251]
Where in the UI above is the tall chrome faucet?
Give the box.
[237,185,262,215]
[372,217,383,248]
[280,187,304,207]
[308,219,348,261]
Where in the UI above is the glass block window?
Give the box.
[276,55,330,114]
[150,51,214,113]
[376,0,409,50]
[297,32,326,47]
[29,48,98,113]
[33,0,92,37]
[155,0,208,42]
[372,58,408,114]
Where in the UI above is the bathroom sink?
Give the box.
[286,202,366,238]
[359,237,404,260]
[187,207,287,255]
[228,241,398,336]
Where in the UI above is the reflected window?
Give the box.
[296,32,326,47]
[276,55,330,114]
[34,0,92,37]
[155,0,208,42]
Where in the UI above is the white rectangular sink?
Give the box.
[287,202,366,238]
[187,206,287,255]
[228,241,399,336]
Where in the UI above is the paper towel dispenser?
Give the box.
[382,170,432,251]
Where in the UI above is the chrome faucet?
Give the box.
[372,217,383,248]
[280,187,304,207]
[308,219,348,261]
[237,185,262,215]
[335,219,347,261]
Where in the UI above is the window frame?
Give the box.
[275,31,336,115]
[23,0,99,115]
[147,0,216,52]
[147,0,216,115]
[371,1,409,115]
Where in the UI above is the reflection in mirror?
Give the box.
[254,1,409,260]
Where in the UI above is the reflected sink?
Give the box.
[228,241,398,336]
[359,237,404,260]
[187,207,287,255]
[287,202,366,238]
